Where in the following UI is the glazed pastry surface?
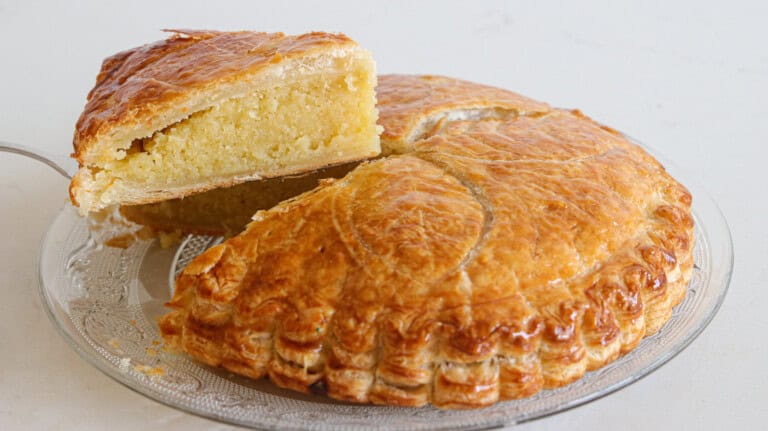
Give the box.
[160,75,694,409]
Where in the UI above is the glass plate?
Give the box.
[37,150,733,431]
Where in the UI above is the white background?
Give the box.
[1,1,766,429]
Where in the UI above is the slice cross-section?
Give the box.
[70,30,381,214]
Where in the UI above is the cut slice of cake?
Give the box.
[70,30,381,214]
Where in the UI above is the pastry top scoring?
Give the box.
[376,74,549,153]
[160,74,694,409]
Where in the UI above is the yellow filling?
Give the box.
[99,63,378,187]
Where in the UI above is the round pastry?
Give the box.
[159,74,694,409]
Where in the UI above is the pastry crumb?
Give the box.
[133,364,165,376]
[108,338,125,354]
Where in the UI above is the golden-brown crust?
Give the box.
[73,30,356,164]
[159,75,693,409]
[376,74,550,153]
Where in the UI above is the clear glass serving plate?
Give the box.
[28,142,732,431]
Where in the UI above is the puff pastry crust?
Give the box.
[160,75,694,409]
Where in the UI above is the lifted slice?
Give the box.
[70,30,380,214]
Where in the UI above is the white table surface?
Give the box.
[1,1,766,429]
